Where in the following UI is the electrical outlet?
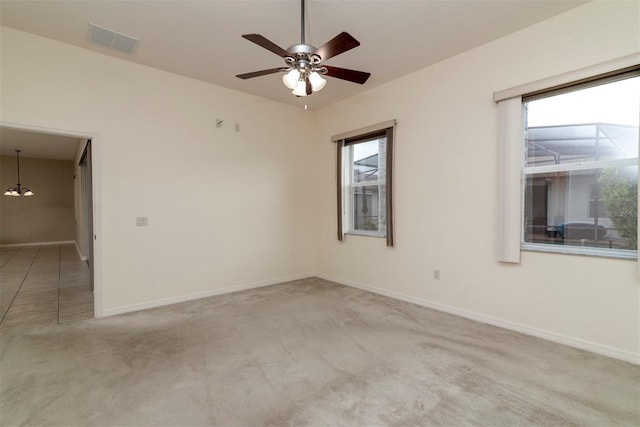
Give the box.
[136,217,148,227]
[433,269,440,280]
[234,123,240,132]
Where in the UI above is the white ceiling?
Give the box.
[1,0,587,113]
[0,127,81,161]
[0,1,587,161]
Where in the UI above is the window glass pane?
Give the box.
[352,138,385,183]
[522,73,638,256]
[351,184,386,232]
[525,124,638,166]
[524,166,637,250]
[525,76,640,167]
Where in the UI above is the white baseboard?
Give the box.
[96,270,639,365]
[316,273,640,366]
[0,240,75,248]
[100,272,314,318]
[73,241,87,261]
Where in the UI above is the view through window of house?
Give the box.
[344,136,387,235]
[523,74,639,254]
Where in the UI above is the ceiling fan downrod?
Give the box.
[300,0,305,45]
[286,0,321,69]
[281,0,326,96]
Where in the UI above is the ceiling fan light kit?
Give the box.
[236,0,370,97]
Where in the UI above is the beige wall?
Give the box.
[1,25,316,315]
[0,155,75,244]
[314,1,640,362]
[1,0,638,362]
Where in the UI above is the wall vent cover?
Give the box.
[88,23,139,54]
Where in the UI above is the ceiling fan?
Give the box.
[236,0,371,97]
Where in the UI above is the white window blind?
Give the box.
[497,97,523,263]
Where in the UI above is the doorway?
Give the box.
[0,123,98,326]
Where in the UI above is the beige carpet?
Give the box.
[1,277,638,426]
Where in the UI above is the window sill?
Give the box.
[521,242,637,260]
[345,230,386,238]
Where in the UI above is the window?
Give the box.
[333,121,395,246]
[345,137,386,234]
[495,58,640,262]
[522,75,639,257]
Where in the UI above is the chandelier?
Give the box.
[4,150,34,197]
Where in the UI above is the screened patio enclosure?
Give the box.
[524,122,638,250]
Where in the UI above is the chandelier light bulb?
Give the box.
[282,69,300,89]
[24,189,34,196]
[4,189,12,196]
[309,71,326,92]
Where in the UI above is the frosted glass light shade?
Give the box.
[24,189,34,196]
[282,69,300,89]
[309,72,326,91]
[292,80,308,97]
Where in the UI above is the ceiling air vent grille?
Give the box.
[88,23,139,54]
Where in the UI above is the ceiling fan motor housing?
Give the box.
[286,44,324,76]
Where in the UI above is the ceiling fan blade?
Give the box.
[236,68,283,79]
[241,34,289,58]
[314,32,360,62]
[323,66,371,84]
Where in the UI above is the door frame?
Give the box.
[79,140,94,292]
[0,121,102,317]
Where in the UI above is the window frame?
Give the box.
[343,135,387,238]
[494,54,640,264]
[521,75,639,259]
[333,120,396,247]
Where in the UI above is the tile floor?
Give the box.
[0,244,93,332]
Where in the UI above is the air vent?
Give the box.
[88,23,139,54]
